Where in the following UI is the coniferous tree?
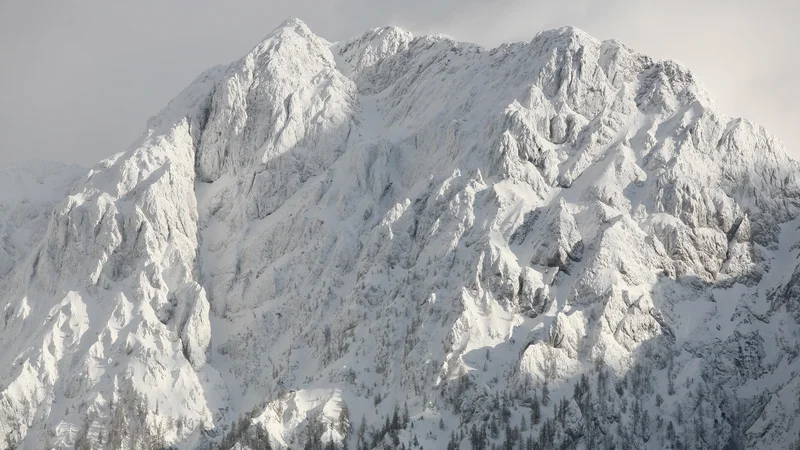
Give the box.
[541,383,550,407]
[357,415,367,450]
[241,425,274,450]
[641,408,649,441]
[447,431,459,450]
[501,401,511,426]
[694,417,706,447]
[667,420,675,443]
[108,396,126,450]
[668,356,676,396]
[470,424,486,450]
[531,393,541,425]
[392,404,401,430]
[74,413,93,450]
[304,412,325,450]
[490,417,499,439]
[338,402,352,437]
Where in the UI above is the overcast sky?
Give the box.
[1,0,797,167]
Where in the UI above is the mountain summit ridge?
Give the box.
[1,18,799,449]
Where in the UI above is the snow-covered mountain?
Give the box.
[1,18,799,450]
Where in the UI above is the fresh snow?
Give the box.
[1,17,799,450]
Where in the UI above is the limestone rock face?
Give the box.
[1,18,799,450]
[527,199,583,271]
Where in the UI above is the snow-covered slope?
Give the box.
[0,161,87,280]
[1,18,799,449]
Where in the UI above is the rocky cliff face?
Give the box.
[1,18,799,450]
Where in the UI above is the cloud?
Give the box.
[0,0,796,166]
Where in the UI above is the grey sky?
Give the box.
[1,0,797,167]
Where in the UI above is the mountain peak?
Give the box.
[272,16,313,36]
[535,25,597,43]
[244,16,326,62]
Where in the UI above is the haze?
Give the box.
[1,0,797,167]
